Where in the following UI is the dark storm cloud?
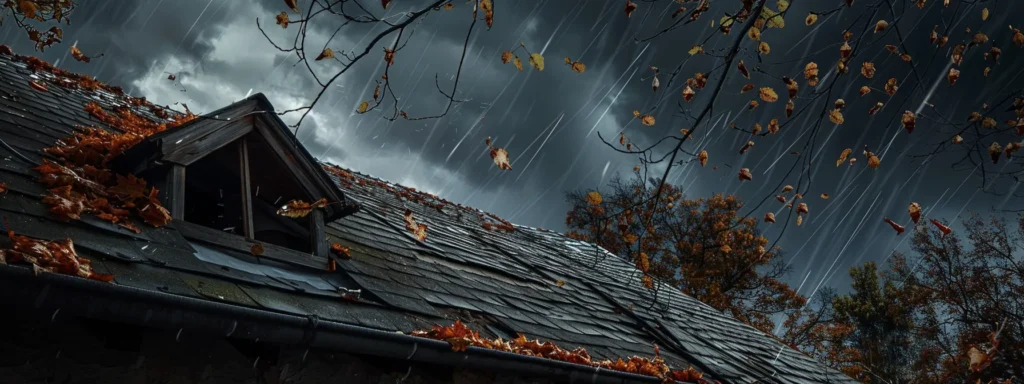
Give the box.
[5,0,1024,302]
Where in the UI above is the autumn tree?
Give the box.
[565,173,810,338]
[805,262,930,383]
[884,213,1024,383]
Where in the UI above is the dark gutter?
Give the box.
[0,266,684,384]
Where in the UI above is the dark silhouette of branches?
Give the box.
[258,0,477,132]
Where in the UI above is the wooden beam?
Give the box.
[311,209,328,258]
[238,138,255,239]
[166,165,186,220]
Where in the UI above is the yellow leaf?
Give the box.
[981,8,989,21]
[777,0,790,12]
[528,53,545,71]
[759,87,779,102]
[315,48,334,61]
[805,13,818,26]
[829,109,844,124]
[836,148,851,167]
[688,45,704,55]
[513,56,523,71]
[760,8,785,29]
[357,101,369,114]
[586,191,603,205]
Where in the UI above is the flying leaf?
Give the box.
[768,118,780,134]
[930,219,952,236]
[885,78,899,96]
[316,48,334,61]
[480,0,494,28]
[953,135,964,144]
[501,51,513,64]
[859,86,871,96]
[782,185,794,193]
[821,193,830,199]
[382,0,392,9]
[884,218,905,235]
[783,76,799,98]
[989,142,1003,164]
[284,0,300,13]
[489,144,512,170]
[875,20,889,33]
[866,150,881,168]
[738,60,750,78]
[908,202,922,224]
[633,110,655,126]
[829,109,844,124]
[804,62,820,87]
[277,198,328,218]
[764,212,776,223]
[70,46,91,63]
[759,87,779,102]
[357,101,369,114]
[652,76,660,91]
[682,85,696,101]
[586,191,603,206]
[785,99,795,117]
[837,148,852,167]
[901,111,917,133]
[869,102,884,115]
[738,168,753,181]
[564,57,586,73]
[513,56,523,71]
[528,53,545,71]
[805,13,818,26]
[948,68,960,85]
[688,45,704,55]
[740,141,755,154]
[698,150,708,167]
[624,0,637,18]
[861,62,876,79]
[777,0,790,11]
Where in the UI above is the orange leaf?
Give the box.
[251,243,265,256]
[277,198,328,218]
[29,80,48,92]
[883,217,905,235]
[404,209,428,242]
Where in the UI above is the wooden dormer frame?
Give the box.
[111,94,359,259]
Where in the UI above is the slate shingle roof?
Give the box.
[0,52,856,384]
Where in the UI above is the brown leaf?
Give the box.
[884,217,905,235]
[275,11,290,27]
[698,150,708,167]
[403,209,428,242]
[331,243,351,259]
[277,198,328,218]
[624,0,637,18]
[489,147,512,170]
[836,148,852,167]
[901,111,917,134]
[764,212,776,223]
[738,60,750,78]
[315,48,334,61]
[29,80,48,92]
[70,46,91,63]
[909,202,923,224]
[284,0,300,13]
[738,168,752,181]
[251,243,265,256]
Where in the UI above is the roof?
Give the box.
[0,51,856,384]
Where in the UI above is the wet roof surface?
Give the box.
[0,53,854,384]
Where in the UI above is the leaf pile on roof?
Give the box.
[0,229,113,283]
[410,320,715,384]
[0,48,198,232]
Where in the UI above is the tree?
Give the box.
[887,213,1023,383]
[565,173,808,338]
[808,262,928,383]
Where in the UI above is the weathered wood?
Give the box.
[166,165,186,220]
[238,139,255,239]
[311,209,328,258]
[175,220,326,270]
[252,118,345,218]
[162,120,252,166]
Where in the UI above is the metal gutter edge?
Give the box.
[0,266,682,384]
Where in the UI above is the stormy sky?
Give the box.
[4,0,1024,301]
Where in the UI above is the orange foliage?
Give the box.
[0,229,113,282]
[566,175,807,338]
[410,320,713,383]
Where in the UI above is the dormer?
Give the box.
[111,94,359,258]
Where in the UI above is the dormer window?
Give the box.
[112,95,358,259]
